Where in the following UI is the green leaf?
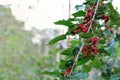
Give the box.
[82,65,91,73]
[104,46,116,54]
[106,3,120,26]
[65,60,74,67]
[54,19,73,27]
[99,39,106,44]
[48,34,66,45]
[116,34,120,42]
[72,10,86,17]
[59,60,66,69]
[90,59,101,68]
[99,48,110,56]
[65,25,78,35]
[96,5,106,16]
[77,57,90,65]
[70,39,81,47]
[42,70,61,76]
[104,30,112,36]
[94,28,103,38]
[84,0,93,4]
[73,47,80,56]
[80,33,94,38]
[60,48,73,56]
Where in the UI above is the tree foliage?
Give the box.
[47,0,120,80]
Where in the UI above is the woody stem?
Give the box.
[70,0,100,74]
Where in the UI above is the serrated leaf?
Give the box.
[60,48,73,56]
[80,33,94,38]
[48,34,66,45]
[54,19,72,27]
[72,10,86,17]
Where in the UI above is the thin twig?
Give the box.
[87,0,100,33]
[70,43,84,74]
[70,0,100,74]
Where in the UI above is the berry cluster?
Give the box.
[62,2,112,77]
[82,37,99,57]
[63,66,72,76]
[72,3,97,34]
[73,7,94,34]
[101,14,110,30]
[84,8,93,22]
[101,14,110,23]
[62,60,73,76]
[62,5,95,77]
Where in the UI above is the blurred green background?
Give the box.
[0,5,62,80]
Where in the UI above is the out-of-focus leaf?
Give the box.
[104,30,112,36]
[77,57,90,65]
[65,60,73,67]
[94,28,103,38]
[99,48,110,56]
[60,48,73,56]
[90,58,102,68]
[75,5,84,10]
[104,46,116,54]
[80,33,94,38]
[54,19,73,27]
[72,10,86,17]
[116,34,120,42]
[71,72,88,80]
[70,39,81,47]
[59,60,66,69]
[72,47,80,56]
[106,3,120,26]
[99,39,106,44]
[82,65,91,73]
[110,73,120,80]
[42,70,61,76]
[48,34,66,45]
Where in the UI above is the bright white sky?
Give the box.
[0,0,119,30]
